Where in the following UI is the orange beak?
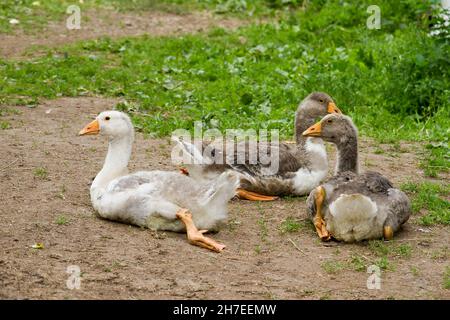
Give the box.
[327,102,342,114]
[79,119,100,136]
[302,121,322,137]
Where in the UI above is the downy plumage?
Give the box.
[303,114,411,242]
[79,111,239,252]
[174,92,342,199]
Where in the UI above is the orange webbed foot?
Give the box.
[236,188,279,201]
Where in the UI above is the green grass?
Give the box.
[0,1,448,144]
[375,256,394,271]
[420,142,449,178]
[410,266,420,276]
[368,240,413,258]
[279,217,302,234]
[431,247,448,260]
[0,0,200,33]
[366,240,415,271]
[349,254,366,272]
[0,0,306,34]
[368,240,390,256]
[321,260,346,274]
[401,182,450,225]
[0,107,21,116]
[0,120,10,129]
[0,1,448,178]
[444,266,450,290]
[257,215,268,242]
[33,167,48,179]
[55,215,69,225]
[394,244,412,258]
[321,242,411,274]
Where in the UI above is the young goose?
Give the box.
[303,114,411,242]
[176,92,342,200]
[79,111,239,252]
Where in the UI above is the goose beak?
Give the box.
[302,122,322,137]
[79,119,100,136]
[327,102,342,114]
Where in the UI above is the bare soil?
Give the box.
[0,97,448,299]
[0,9,246,59]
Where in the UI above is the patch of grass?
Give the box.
[368,240,413,258]
[431,246,449,260]
[0,120,10,129]
[394,243,412,258]
[257,215,268,242]
[349,254,367,272]
[55,215,68,225]
[401,182,450,225]
[319,293,331,300]
[375,256,395,271]
[420,142,449,178]
[366,240,410,271]
[0,0,305,34]
[0,0,199,33]
[33,167,48,179]
[368,240,390,256]
[0,1,448,143]
[321,260,346,274]
[444,266,450,290]
[279,217,302,234]
[0,107,21,116]
[0,0,93,33]
[410,266,420,277]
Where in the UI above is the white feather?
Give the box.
[292,138,328,194]
[326,193,386,242]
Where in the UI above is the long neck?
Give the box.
[335,135,359,174]
[91,134,133,195]
[294,111,316,146]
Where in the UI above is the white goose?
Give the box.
[79,110,238,252]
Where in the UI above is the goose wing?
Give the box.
[225,141,308,178]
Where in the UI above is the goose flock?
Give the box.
[79,92,411,252]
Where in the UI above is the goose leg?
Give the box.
[176,209,226,253]
[236,188,279,201]
[313,186,331,241]
[383,225,394,240]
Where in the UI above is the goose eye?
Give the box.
[105,116,110,121]
[327,119,333,123]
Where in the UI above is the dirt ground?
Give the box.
[0,97,448,300]
[0,9,245,59]
[1,8,449,300]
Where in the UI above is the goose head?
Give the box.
[295,92,342,144]
[302,113,357,145]
[79,110,134,140]
[303,113,359,173]
[298,92,341,118]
